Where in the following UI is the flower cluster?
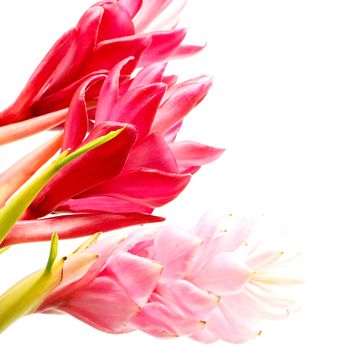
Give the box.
[36,214,299,343]
[0,0,300,344]
[0,0,222,246]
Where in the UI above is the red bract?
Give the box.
[24,61,224,219]
[0,0,202,126]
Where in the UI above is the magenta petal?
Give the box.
[32,70,107,116]
[138,29,186,66]
[59,196,153,215]
[123,132,178,173]
[109,83,166,140]
[162,74,178,87]
[85,169,191,208]
[62,74,106,151]
[43,7,103,96]
[129,63,167,89]
[96,1,135,42]
[27,123,137,218]
[118,0,143,18]
[0,29,75,125]
[171,44,206,60]
[95,58,134,124]
[163,120,183,143]
[2,212,164,247]
[152,75,213,134]
[83,35,151,75]
[170,141,225,174]
[60,276,138,333]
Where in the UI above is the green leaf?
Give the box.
[0,246,10,255]
[0,235,64,333]
[0,128,124,245]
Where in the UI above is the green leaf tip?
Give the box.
[58,128,125,168]
[0,246,10,255]
[45,233,59,273]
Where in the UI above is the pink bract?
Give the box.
[37,213,299,344]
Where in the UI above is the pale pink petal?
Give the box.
[246,250,285,270]
[102,251,162,306]
[146,0,186,32]
[156,279,219,319]
[171,44,205,60]
[189,329,218,344]
[246,285,296,309]
[191,253,253,295]
[134,0,173,32]
[131,298,204,337]
[154,225,201,279]
[205,308,258,344]
[55,252,99,294]
[60,276,139,333]
[243,285,293,320]
[222,294,263,326]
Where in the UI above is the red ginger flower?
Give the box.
[23,60,224,220]
[36,213,299,343]
[0,0,201,126]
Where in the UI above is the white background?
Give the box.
[0,0,349,348]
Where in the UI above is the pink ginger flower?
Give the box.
[37,213,300,344]
[0,0,200,127]
[21,61,223,223]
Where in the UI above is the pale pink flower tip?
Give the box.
[38,213,300,344]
